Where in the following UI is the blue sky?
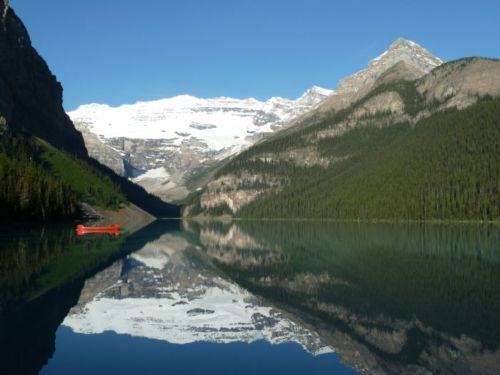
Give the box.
[10,0,500,111]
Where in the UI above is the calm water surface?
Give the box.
[1,220,499,375]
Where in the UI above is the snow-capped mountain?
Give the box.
[69,87,333,201]
[63,232,333,355]
[68,38,443,203]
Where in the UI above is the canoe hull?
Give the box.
[76,224,120,236]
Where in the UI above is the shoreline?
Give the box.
[184,215,500,226]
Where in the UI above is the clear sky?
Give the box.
[9,0,500,111]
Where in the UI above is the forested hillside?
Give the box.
[0,130,126,221]
[238,98,500,220]
[185,58,500,221]
[0,134,76,220]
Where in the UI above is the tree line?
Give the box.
[0,129,128,221]
[209,97,500,221]
[0,133,77,220]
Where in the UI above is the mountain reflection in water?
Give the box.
[187,221,500,375]
[41,220,355,375]
[61,230,333,354]
[1,220,499,375]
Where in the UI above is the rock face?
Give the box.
[0,3,88,157]
[417,57,500,109]
[76,122,125,175]
[199,174,276,214]
[296,38,443,119]
[68,87,333,201]
[337,38,443,95]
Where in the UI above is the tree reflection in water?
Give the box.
[189,221,500,374]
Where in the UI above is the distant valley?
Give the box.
[68,37,500,222]
[69,87,333,202]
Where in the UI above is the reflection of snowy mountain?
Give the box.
[63,233,333,355]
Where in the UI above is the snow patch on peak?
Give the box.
[69,86,332,156]
[302,86,335,98]
[389,37,419,49]
[267,95,290,104]
[372,50,388,63]
[75,103,111,111]
[376,38,444,67]
[312,85,334,95]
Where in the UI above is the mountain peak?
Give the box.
[296,86,334,107]
[298,85,334,99]
[308,85,335,96]
[389,37,419,50]
[369,38,443,69]
[335,38,443,97]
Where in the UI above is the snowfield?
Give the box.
[69,88,334,154]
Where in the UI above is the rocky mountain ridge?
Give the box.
[287,38,444,129]
[337,38,443,96]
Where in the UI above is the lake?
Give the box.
[1,220,499,374]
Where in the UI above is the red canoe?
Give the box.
[76,224,120,236]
